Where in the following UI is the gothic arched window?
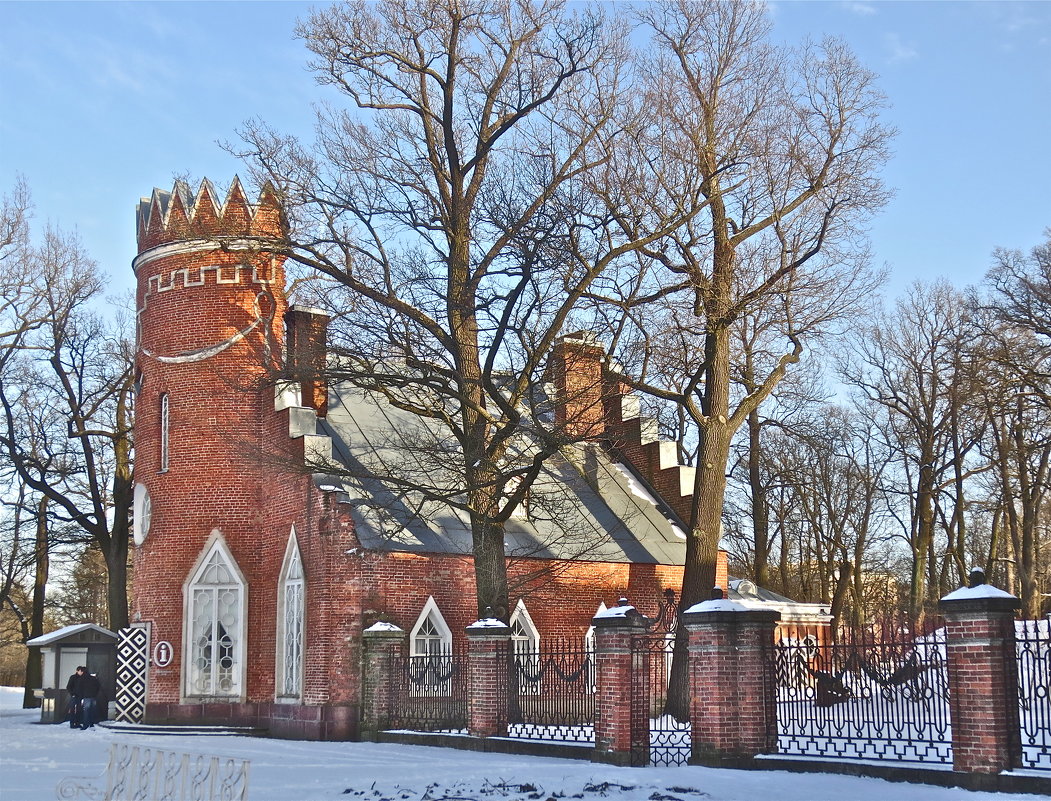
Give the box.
[510,599,540,654]
[409,597,452,656]
[510,599,541,695]
[184,535,246,698]
[276,528,305,699]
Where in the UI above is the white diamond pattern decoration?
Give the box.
[115,625,149,722]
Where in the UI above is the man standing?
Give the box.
[78,669,101,730]
[64,666,84,729]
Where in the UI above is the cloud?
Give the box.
[883,32,918,63]
[842,2,877,16]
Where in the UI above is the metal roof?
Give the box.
[320,383,688,565]
[26,623,117,647]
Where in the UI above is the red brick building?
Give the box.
[130,180,829,740]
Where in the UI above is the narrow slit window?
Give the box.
[159,393,170,472]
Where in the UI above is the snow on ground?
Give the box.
[0,688,1014,801]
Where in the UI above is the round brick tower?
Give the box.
[131,178,287,714]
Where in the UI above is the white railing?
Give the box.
[56,742,249,801]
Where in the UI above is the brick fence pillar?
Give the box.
[592,601,649,766]
[681,595,779,766]
[359,622,406,741]
[466,616,511,738]
[938,568,1022,774]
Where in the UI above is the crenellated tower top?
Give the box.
[135,176,283,256]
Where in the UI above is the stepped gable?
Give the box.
[601,365,696,527]
[136,177,283,253]
[550,334,697,527]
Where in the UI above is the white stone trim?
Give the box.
[584,602,608,652]
[132,483,152,546]
[510,599,540,651]
[159,393,170,472]
[409,597,452,656]
[133,239,282,273]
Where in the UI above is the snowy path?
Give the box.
[0,688,1013,801]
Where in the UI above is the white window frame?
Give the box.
[275,526,305,702]
[510,599,540,654]
[182,531,247,701]
[409,597,452,656]
[132,482,152,547]
[159,393,170,472]
[584,602,607,693]
[510,599,542,695]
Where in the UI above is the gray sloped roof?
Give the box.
[26,623,117,647]
[321,383,687,565]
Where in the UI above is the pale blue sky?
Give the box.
[1,1,1049,300]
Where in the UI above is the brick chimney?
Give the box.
[548,332,608,439]
[285,305,329,417]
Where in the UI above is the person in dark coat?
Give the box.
[64,666,85,729]
[78,670,101,730]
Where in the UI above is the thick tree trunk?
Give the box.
[470,498,510,622]
[1012,403,1048,618]
[829,559,852,624]
[23,496,48,709]
[910,453,936,625]
[666,318,734,721]
[101,467,133,631]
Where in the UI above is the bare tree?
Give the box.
[0,186,134,631]
[843,281,987,622]
[593,0,891,626]
[728,307,853,589]
[232,0,693,620]
[986,229,1051,341]
[975,235,1051,615]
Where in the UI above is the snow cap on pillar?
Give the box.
[466,608,510,635]
[683,585,747,614]
[591,597,648,628]
[940,566,1018,601]
[363,622,404,634]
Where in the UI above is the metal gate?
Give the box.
[509,638,595,743]
[631,631,691,766]
[1017,617,1051,771]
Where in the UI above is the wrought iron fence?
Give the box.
[1017,616,1051,771]
[632,632,691,766]
[387,648,468,733]
[775,627,952,764]
[508,638,595,743]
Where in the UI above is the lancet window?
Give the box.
[185,538,245,698]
